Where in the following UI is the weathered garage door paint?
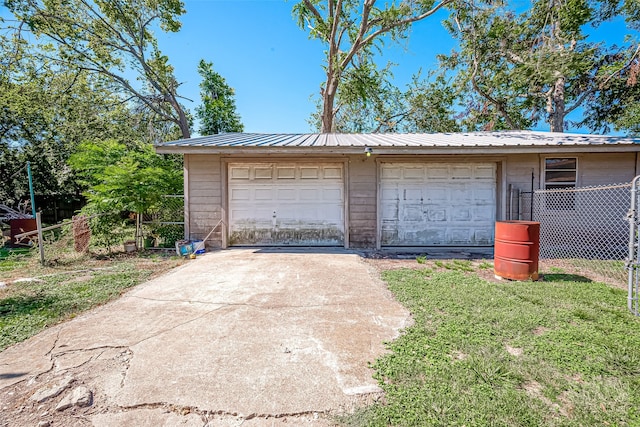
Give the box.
[228,163,345,246]
[380,162,496,246]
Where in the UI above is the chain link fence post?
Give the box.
[626,176,640,316]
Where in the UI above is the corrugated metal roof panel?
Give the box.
[156,131,640,150]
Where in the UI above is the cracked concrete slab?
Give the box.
[0,249,409,426]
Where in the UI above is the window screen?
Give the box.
[544,158,577,209]
[544,158,576,190]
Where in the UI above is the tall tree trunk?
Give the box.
[548,75,566,132]
[321,71,339,133]
[177,107,191,139]
[548,6,565,133]
[167,94,191,139]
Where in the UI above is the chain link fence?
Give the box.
[141,195,184,249]
[532,182,631,286]
[507,187,533,221]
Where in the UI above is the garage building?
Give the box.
[155,132,640,249]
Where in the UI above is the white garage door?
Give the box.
[380,163,496,246]
[228,163,345,246]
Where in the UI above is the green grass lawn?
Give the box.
[343,261,640,426]
[0,247,32,258]
[0,247,32,271]
[0,251,184,352]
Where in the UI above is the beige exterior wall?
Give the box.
[505,152,638,193]
[503,152,638,220]
[578,153,637,186]
[183,152,639,249]
[184,154,224,247]
[505,154,541,193]
[347,155,377,247]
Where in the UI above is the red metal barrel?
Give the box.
[494,220,540,281]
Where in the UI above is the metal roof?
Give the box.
[155,131,640,154]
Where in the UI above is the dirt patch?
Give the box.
[362,257,424,273]
[532,326,549,336]
[1,252,184,284]
[505,345,523,357]
[363,257,500,283]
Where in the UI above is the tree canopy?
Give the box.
[0,7,185,214]
[296,0,639,134]
[69,140,182,214]
[293,0,454,133]
[196,60,244,135]
[6,0,192,139]
[0,23,142,206]
[435,0,613,132]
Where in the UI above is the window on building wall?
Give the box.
[544,158,577,209]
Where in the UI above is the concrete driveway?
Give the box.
[0,249,409,426]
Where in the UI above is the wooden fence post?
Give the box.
[36,212,45,265]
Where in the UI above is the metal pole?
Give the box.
[27,161,36,218]
[36,211,45,265]
[136,212,142,250]
[628,176,640,315]
[508,184,513,221]
[530,169,534,221]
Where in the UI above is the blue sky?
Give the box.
[158,1,636,135]
[1,0,634,134]
[159,0,457,134]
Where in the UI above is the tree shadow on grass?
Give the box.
[0,293,58,318]
[541,273,592,283]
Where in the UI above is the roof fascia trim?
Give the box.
[155,145,640,155]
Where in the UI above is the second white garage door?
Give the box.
[228,163,345,246]
[380,162,496,246]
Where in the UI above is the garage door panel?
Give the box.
[300,167,319,179]
[300,188,319,200]
[474,229,493,244]
[475,188,495,200]
[277,188,296,200]
[452,208,472,221]
[381,162,496,246]
[254,188,273,200]
[254,167,273,179]
[452,165,473,179]
[323,188,342,200]
[473,207,495,222]
[451,188,472,201]
[229,163,344,246]
[381,166,401,179]
[403,206,423,221]
[276,167,296,179]
[323,166,342,179]
[401,228,446,245]
[475,164,496,179]
[229,209,253,221]
[404,188,423,201]
[230,167,250,179]
[424,189,447,202]
[448,228,474,244]
[381,204,398,220]
[427,165,449,179]
[321,205,343,221]
[381,187,399,201]
[230,188,251,201]
[403,167,424,179]
[425,208,447,222]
